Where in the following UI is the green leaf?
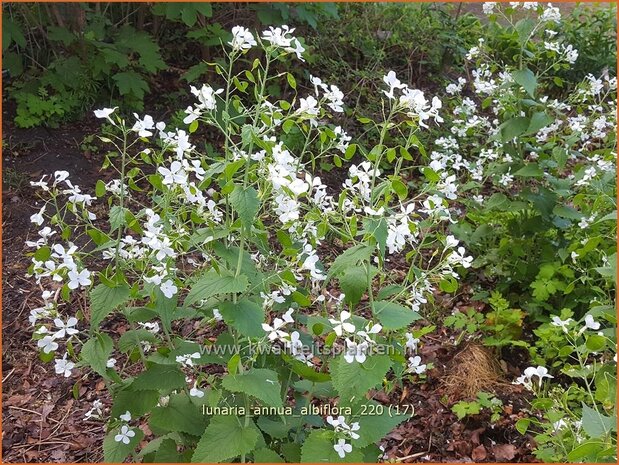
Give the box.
[222,368,283,407]
[512,68,537,97]
[254,448,285,463]
[439,277,459,293]
[328,244,373,278]
[112,71,149,100]
[185,271,249,307]
[80,333,114,377]
[525,112,553,135]
[500,116,530,142]
[485,193,508,210]
[192,416,259,463]
[515,418,530,435]
[118,329,157,353]
[330,355,391,402]
[372,301,421,330]
[95,180,107,197]
[154,292,177,333]
[581,404,616,438]
[553,205,583,220]
[4,18,26,50]
[567,441,606,462]
[109,205,128,232]
[103,425,144,462]
[131,363,186,391]
[585,335,606,352]
[116,27,166,73]
[219,300,265,337]
[229,185,260,231]
[286,356,331,383]
[354,402,408,447]
[286,73,297,90]
[111,390,160,419]
[149,393,208,436]
[154,438,183,462]
[90,284,131,329]
[339,267,368,306]
[344,144,357,160]
[514,163,543,177]
[301,430,364,462]
[363,218,388,257]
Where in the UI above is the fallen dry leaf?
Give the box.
[472,444,487,461]
[493,443,517,461]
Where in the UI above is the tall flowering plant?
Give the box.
[434,2,617,461]
[26,26,470,462]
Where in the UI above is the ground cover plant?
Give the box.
[4,2,617,463]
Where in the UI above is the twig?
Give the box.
[395,451,429,462]
[2,367,16,383]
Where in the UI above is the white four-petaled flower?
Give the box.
[114,425,136,445]
[333,439,352,458]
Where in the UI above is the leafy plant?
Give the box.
[451,391,503,423]
[26,25,466,463]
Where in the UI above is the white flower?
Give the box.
[383,70,407,99]
[68,269,92,290]
[482,2,496,14]
[287,38,306,62]
[54,353,75,377]
[119,411,132,422]
[160,280,178,298]
[183,106,202,125]
[523,366,553,386]
[52,317,79,339]
[344,338,369,364]
[106,358,117,368]
[333,439,352,459]
[30,176,49,191]
[190,383,205,398]
[298,95,319,118]
[94,107,117,121]
[191,84,223,111]
[158,161,187,186]
[344,421,361,440]
[84,399,104,420]
[282,308,295,324]
[114,425,136,445]
[262,318,289,341]
[513,374,533,390]
[407,355,427,374]
[261,25,304,60]
[176,352,201,367]
[53,171,70,184]
[30,205,46,226]
[37,335,58,354]
[580,314,600,334]
[132,114,155,137]
[357,322,382,342]
[327,415,346,428]
[364,206,384,216]
[448,247,473,268]
[445,235,459,249]
[550,316,573,333]
[213,308,223,321]
[541,4,561,23]
[405,333,420,352]
[229,26,257,51]
[329,311,355,336]
[324,84,344,113]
